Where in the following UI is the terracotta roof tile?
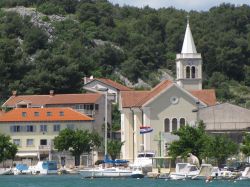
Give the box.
[0,108,93,122]
[121,80,173,108]
[190,89,217,106]
[121,91,150,108]
[3,95,51,107]
[0,110,5,116]
[135,80,173,106]
[46,93,102,105]
[121,80,217,108]
[3,93,102,107]
[96,78,132,91]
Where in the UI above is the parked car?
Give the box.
[227,161,250,172]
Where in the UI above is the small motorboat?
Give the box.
[131,166,144,179]
[238,167,250,180]
[0,168,13,175]
[170,163,199,180]
[29,161,58,175]
[13,164,31,175]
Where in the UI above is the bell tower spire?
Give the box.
[181,15,197,54]
[176,17,203,90]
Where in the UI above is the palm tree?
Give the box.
[107,140,124,160]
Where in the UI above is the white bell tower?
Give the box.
[176,16,202,90]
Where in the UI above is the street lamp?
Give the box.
[98,88,108,156]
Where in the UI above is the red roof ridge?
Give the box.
[95,78,132,91]
[0,107,93,122]
[136,80,173,106]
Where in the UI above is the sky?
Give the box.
[108,0,250,11]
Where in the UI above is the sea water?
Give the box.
[0,175,249,187]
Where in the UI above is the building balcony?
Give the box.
[38,145,52,151]
[77,109,95,116]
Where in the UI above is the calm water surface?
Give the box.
[0,175,249,187]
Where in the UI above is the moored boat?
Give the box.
[169,163,199,180]
[238,167,250,180]
[130,151,155,174]
[191,164,213,180]
[13,164,31,175]
[131,166,144,179]
[0,168,13,175]
[79,166,133,178]
[29,161,58,175]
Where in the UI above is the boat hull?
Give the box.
[80,168,132,178]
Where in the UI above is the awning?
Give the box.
[16,152,38,157]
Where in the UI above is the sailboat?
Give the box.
[79,156,133,178]
[79,92,133,178]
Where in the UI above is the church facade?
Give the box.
[119,21,216,162]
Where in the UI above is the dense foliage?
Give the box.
[240,133,250,157]
[0,133,17,164]
[0,1,249,107]
[107,139,124,160]
[54,128,101,166]
[203,134,238,166]
[168,122,209,161]
[168,122,238,166]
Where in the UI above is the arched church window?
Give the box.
[172,118,177,131]
[180,118,185,128]
[191,66,196,78]
[186,66,190,78]
[164,118,170,132]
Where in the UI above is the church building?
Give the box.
[119,20,217,162]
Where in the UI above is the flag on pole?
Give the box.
[140,126,153,134]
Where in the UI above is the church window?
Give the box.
[186,66,190,78]
[164,118,170,132]
[191,66,196,78]
[172,118,177,131]
[180,118,186,128]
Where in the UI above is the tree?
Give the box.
[240,133,250,157]
[107,140,124,160]
[203,135,238,167]
[54,128,101,166]
[111,104,121,132]
[23,27,48,54]
[0,133,17,165]
[168,121,209,162]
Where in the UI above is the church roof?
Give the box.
[181,21,197,54]
[189,89,217,106]
[121,80,217,108]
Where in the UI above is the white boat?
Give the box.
[13,164,31,175]
[191,164,213,180]
[238,167,250,180]
[130,151,155,174]
[79,166,133,178]
[0,168,13,175]
[169,163,200,180]
[29,161,58,175]
[131,166,144,178]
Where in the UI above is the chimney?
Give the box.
[49,90,54,96]
[83,76,87,85]
[12,90,17,96]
